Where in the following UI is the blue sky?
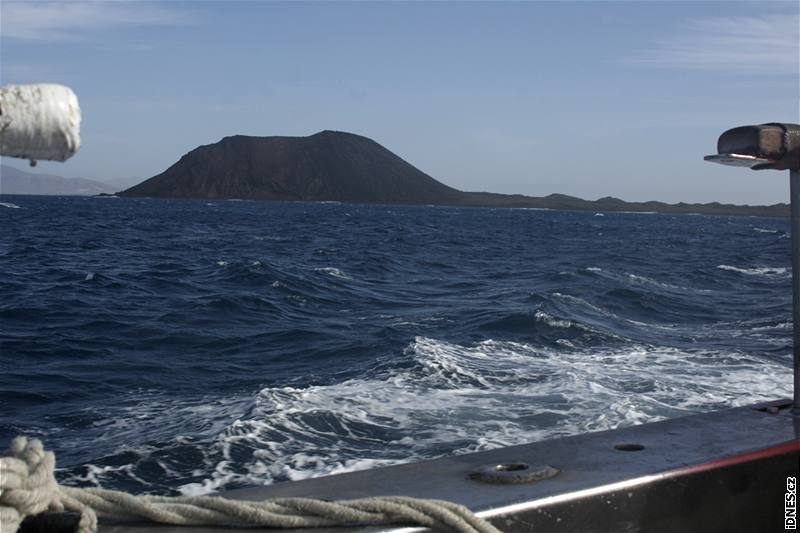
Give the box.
[1,1,798,204]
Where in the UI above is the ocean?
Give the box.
[0,195,792,496]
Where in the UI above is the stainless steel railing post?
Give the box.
[791,168,800,415]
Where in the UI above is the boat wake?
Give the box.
[60,335,791,495]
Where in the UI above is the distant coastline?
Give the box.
[3,131,787,217]
[439,191,788,218]
[115,131,787,218]
[0,164,116,196]
[0,164,140,196]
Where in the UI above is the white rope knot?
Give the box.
[1,437,501,533]
[0,437,96,533]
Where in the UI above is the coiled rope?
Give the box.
[0,437,501,533]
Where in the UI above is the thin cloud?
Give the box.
[630,13,799,75]
[0,1,192,42]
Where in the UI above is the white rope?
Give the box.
[0,437,501,533]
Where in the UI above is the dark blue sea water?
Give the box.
[0,195,792,495]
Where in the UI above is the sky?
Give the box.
[1,0,798,204]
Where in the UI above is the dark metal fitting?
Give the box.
[468,462,559,484]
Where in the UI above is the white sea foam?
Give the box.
[753,227,779,234]
[625,318,678,331]
[552,292,616,317]
[314,267,352,280]
[584,266,697,292]
[0,202,21,209]
[65,333,791,495]
[717,265,788,276]
[67,463,150,488]
[748,322,792,331]
[161,336,791,495]
[84,272,94,281]
[287,295,306,305]
[625,273,685,291]
[534,310,574,329]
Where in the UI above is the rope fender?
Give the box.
[0,437,501,533]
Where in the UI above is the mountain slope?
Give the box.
[120,131,461,204]
[0,165,116,196]
[119,130,788,217]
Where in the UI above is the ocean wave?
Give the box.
[0,202,21,209]
[177,336,789,494]
[625,273,683,291]
[551,292,609,316]
[479,307,620,343]
[717,265,788,276]
[314,267,352,280]
[533,309,575,329]
[60,335,791,495]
